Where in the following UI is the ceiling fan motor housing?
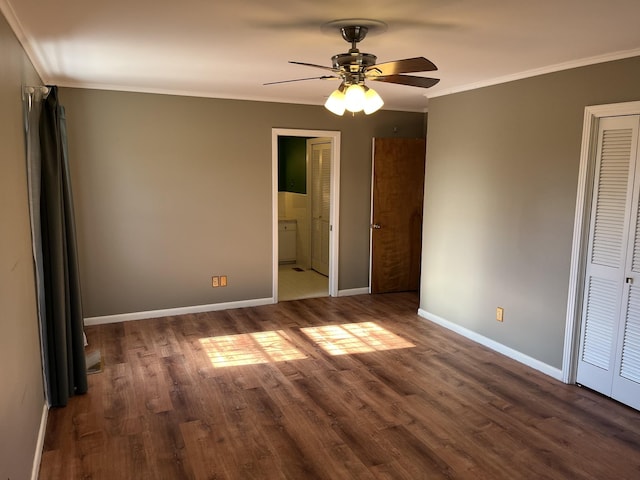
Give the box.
[331,24,378,83]
[331,52,377,82]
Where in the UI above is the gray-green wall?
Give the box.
[60,87,425,317]
[421,56,640,369]
[0,11,46,480]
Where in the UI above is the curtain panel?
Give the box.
[36,86,87,406]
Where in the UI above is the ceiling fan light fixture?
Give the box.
[269,21,438,117]
[344,84,366,112]
[325,83,384,116]
[325,88,346,115]
[363,86,384,114]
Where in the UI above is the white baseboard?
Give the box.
[417,309,563,381]
[337,287,369,297]
[31,402,48,480]
[84,297,275,326]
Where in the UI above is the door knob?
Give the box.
[626,277,634,284]
[371,224,381,229]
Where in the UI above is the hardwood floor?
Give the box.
[39,293,640,479]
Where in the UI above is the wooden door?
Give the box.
[370,138,426,294]
[310,139,331,276]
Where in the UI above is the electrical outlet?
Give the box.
[496,307,504,322]
[220,275,227,287]
[212,276,219,288]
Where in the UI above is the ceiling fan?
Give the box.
[265,21,440,115]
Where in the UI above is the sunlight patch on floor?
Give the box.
[199,330,307,368]
[301,322,415,356]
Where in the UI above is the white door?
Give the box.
[309,139,331,276]
[577,115,640,410]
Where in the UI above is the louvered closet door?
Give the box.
[577,115,640,409]
[612,117,640,410]
[310,140,330,276]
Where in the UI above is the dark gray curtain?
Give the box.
[39,86,87,407]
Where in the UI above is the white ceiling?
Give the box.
[3,0,640,112]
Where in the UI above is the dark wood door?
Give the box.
[371,138,426,294]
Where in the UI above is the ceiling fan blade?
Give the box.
[289,61,338,73]
[264,75,338,86]
[370,75,440,88]
[366,57,437,76]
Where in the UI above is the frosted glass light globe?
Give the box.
[344,84,366,112]
[324,89,346,116]
[364,87,384,114]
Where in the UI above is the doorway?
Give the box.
[564,101,640,411]
[272,129,341,302]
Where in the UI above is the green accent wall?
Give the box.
[278,136,309,194]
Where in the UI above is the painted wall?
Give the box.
[421,56,640,369]
[0,11,46,480]
[59,87,425,318]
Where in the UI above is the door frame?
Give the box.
[272,128,341,302]
[563,100,640,384]
[368,138,376,294]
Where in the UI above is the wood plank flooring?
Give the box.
[39,293,640,479]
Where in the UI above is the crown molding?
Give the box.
[429,47,640,99]
[0,0,49,82]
